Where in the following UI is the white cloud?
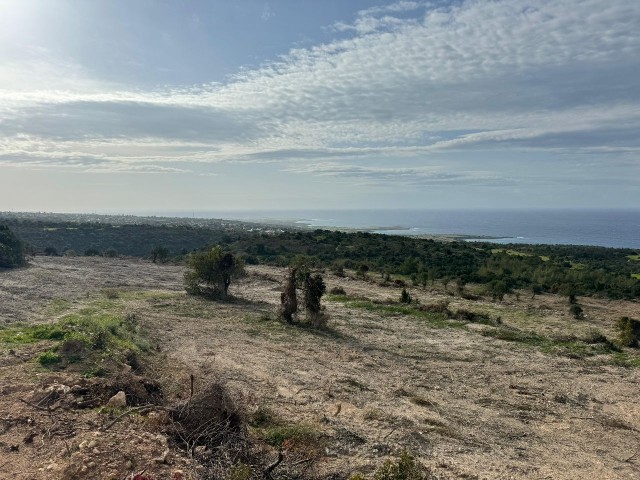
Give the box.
[1,0,639,186]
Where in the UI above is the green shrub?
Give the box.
[400,288,412,304]
[617,317,640,348]
[0,224,25,268]
[185,246,244,299]
[37,350,61,367]
[569,304,584,320]
[373,451,430,480]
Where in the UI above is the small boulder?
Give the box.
[106,391,127,408]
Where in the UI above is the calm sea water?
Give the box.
[161,209,640,249]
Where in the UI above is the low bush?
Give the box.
[329,286,346,295]
[617,317,640,348]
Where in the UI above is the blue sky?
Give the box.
[1,0,639,213]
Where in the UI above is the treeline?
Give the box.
[2,216,639,300]
[232,230,640,299]
[1,218,252,257]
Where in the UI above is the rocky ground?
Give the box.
[1,257,639,479]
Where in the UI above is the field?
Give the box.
[1,256,640,479]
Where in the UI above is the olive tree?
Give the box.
[0,224,25,268]
[184,246,244,299]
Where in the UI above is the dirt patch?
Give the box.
[1,258,640,479]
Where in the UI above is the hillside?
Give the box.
[1,257,639,479]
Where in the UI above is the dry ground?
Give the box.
[1,257,639,479]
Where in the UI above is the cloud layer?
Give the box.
[1,0,639,193]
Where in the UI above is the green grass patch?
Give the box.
[327,294,465,329]
[46,298,72,316]
[482,326,623,361]
[627,255,640,261]
[37,350,61,366]
[631,273,640,280]
[260,424,320,448]
[0,297,149,370]
[611,352,640,368]
[491,248,532,257]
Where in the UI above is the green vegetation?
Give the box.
[481,325,622,359]
[617,317,640,348]
[350,452,433,480]
[0,300,149,371]
[150,244,170,263]
[184,246,245,299]
[0,223,25,268]
[328,294,466,329]
[2,213,639,299]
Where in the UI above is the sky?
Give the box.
[1,0,639,213]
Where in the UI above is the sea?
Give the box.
[153,209,640,250]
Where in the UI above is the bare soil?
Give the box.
[1,257,639,479]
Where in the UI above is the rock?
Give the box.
[106,391,127,408]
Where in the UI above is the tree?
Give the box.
[289,257,327,327]
[151,245,170,263]
[0,224,25,268]
[280,267,298,323]
[184,246,244,299]
[302,272,326,327]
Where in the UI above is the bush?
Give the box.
[329,286,346,296]
[103,248,118,258]
[43,246,59,256]
[37,350,61,367]
[303,273,326,327]
[569,304,584,320]
[400,288,412,304]
[617,317,640,348]
[84,248,100,256]
[150,245,170,263]
[184,246,245,299]
[370,451,432,480]
[0,224,25,268]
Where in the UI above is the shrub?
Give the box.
[372,451,431,480]
[44,246,59,256]
[0,224,25,268]
[357,264,369,278]
[303,273,326,327]
[331,263,345,277]
[103,248,118,258]
[617,317,640,348]
[150,245,170,263]
[280,267,298,323]
[38,350,61,367]
[487,279,509,301]
[400,288,412,304]
[569,304,584,320]
[329,286,346,295]
[84,248,100,256]
[184,246,245,299]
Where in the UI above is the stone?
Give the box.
[106,391,127,408]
